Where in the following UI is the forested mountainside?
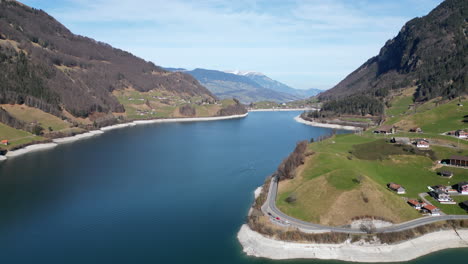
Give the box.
[318,0,467,116]
[0,0,214,118]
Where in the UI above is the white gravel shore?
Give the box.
[5,143,58,158]
[132,113,248,125]
[249,108,317,112]
[238,224,468,262]
[53,130,104,144]
[294,115,361,131]
[0,113,248,160]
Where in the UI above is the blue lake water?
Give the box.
[0,111,466,263]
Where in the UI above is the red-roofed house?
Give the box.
[1,140,8,146]
[407,199,424,210]
[387,183,406,194]
[423,204,441,216]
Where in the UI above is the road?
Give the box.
[262,176,468,234]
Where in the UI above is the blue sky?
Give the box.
[22,0,442,90]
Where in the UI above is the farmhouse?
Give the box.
[387,183,406,194]
[455,130,467,139]
[1,140,8,146]
[407,199,424,210]
[374,125,395,134]
[458,182,468,195]
[415,139,429,148]
[450,155,468,167]
[423,204,441,216]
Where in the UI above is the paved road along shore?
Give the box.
[262,176,468,234]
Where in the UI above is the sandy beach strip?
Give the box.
[238,224,468,262]
[132,113,248,125]
[5,143,58,158]
[249,108,317,112]
[53,130,104,144]
[294,115,361,131]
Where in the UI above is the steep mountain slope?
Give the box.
[179,68,299,103]
[319,0,467,112]
[0,0,215,119]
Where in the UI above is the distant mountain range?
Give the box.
[166,68,323,103]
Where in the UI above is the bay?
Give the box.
[0,111,466,263]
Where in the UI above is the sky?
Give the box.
[22,0,443,90]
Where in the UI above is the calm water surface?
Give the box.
[0,111,466,263]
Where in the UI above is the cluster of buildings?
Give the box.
[391,137,430,148]
[407,200,441,216]
[446,130,468,139]
[388,181,468,216]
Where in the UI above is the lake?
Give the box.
[0,111,466,263]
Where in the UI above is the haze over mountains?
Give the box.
[166,68,323,103]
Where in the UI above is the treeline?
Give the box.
[321,95,384,116]
[277,141,308,181]
[217,99,247,116]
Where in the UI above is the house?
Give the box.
[450,155,468,167]
[1,140,8,146]
[433,185,450,193]
[388,183,406,194]
[455,130,467,139]
[407,199,424,210]
[423,204,441,216]
[432,189,452,202]
[458,182,468,195]
[374,125,395,134]
[391,137,410,145]
[409,127,423,133]
[439,171,453,178]
[415,139,429,148]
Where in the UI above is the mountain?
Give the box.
[0,0,216,118]
[0,0,246,150]
[318,0,467,115]
[227,71,324,99]
[168,68,300,103]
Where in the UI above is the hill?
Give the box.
[0,0,246,150]
[318,0,467,115]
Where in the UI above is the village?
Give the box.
[375,125,468,217]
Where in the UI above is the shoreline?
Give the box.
[238,224,468,262]
[0,113,248,160]
[294,115,362,131]
[248,108,317,112]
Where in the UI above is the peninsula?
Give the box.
[239,0,468,261]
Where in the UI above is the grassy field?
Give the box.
[0,123,44,150]
[385,95,467,133]
[1,104,71,132]
[276,133,468,226]
[113,88,229,119]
